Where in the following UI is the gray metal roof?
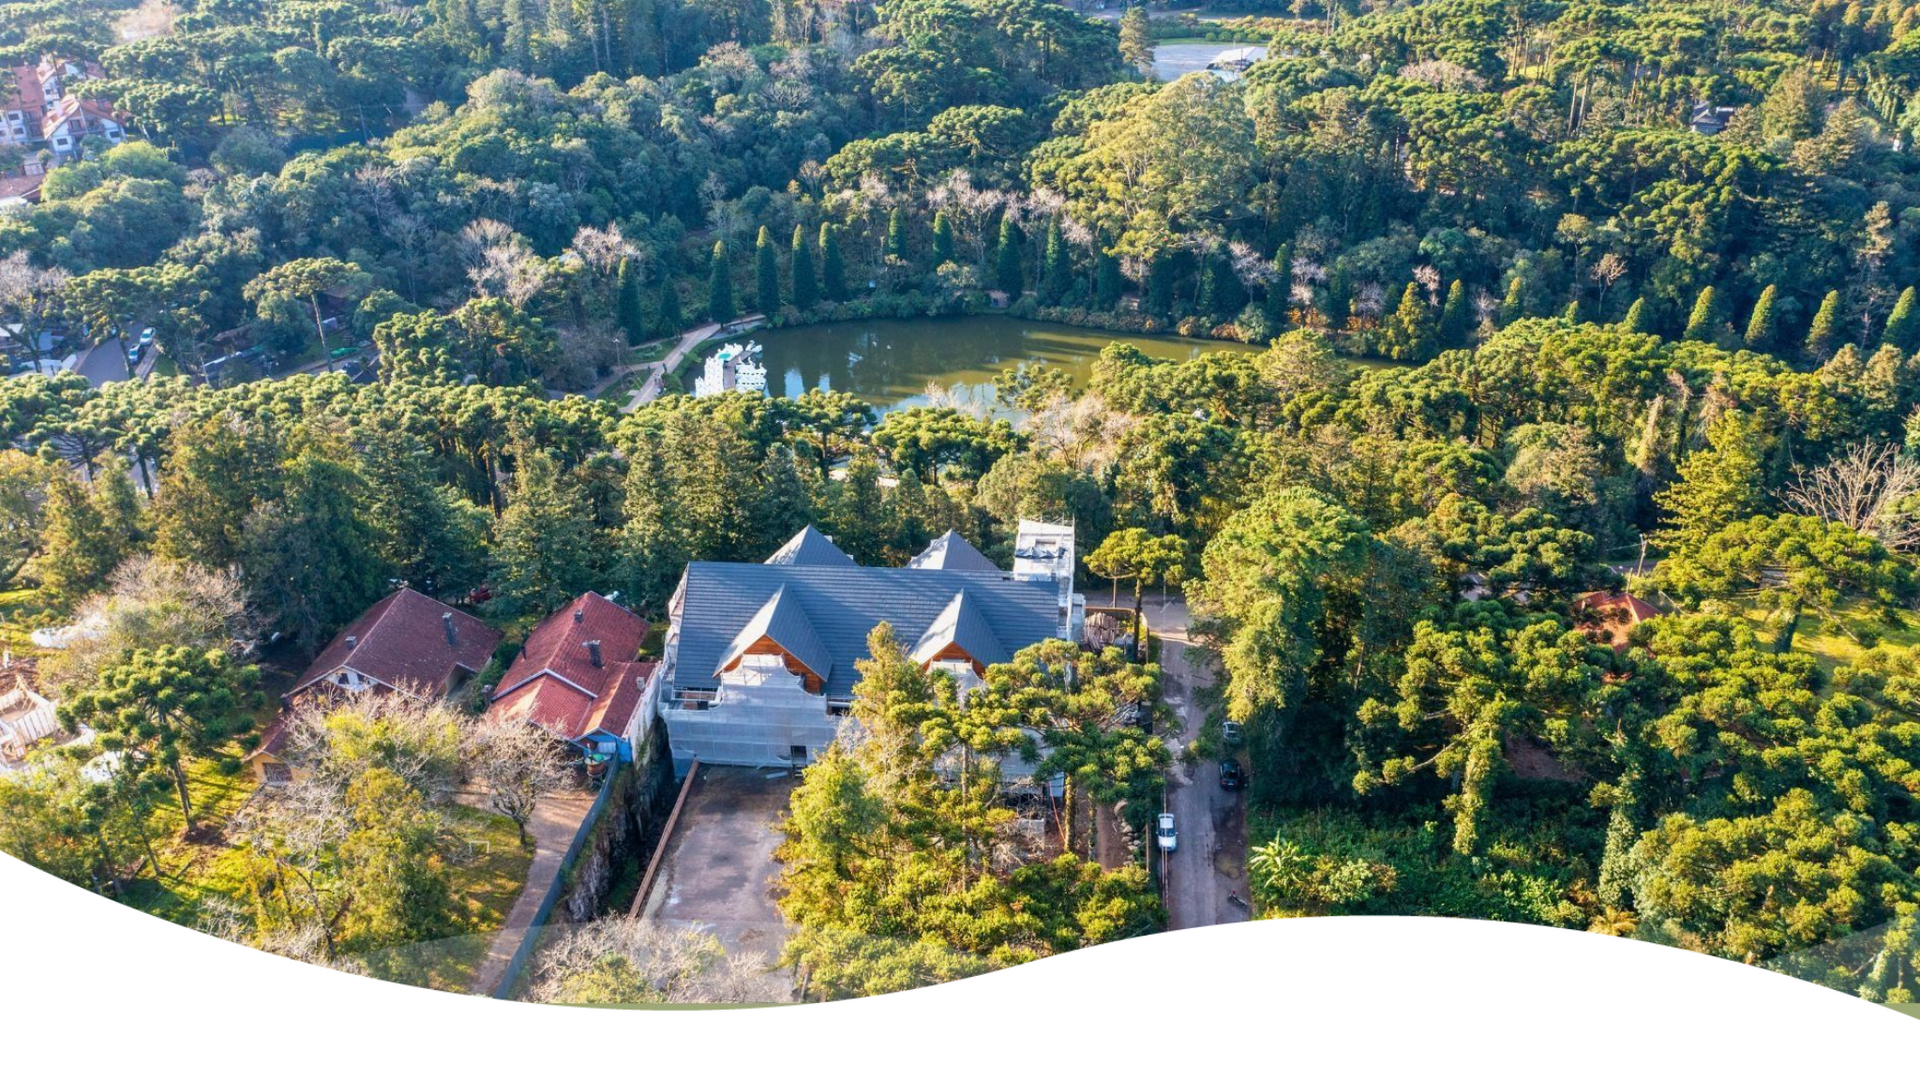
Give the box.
[909,589,1009,667]
[907,530,1001,574]
[673,562,1060,699]
[713,585,833,684]
[765,525,856,568]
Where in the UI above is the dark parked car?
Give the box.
[1219,759,1246,790]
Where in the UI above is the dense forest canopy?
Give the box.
[0,0,1916,1004]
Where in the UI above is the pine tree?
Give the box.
[1621,296,1652,334]
[993,217,1023,296]
[615,256,646,344]
[1881,285,1918,352]
[755,225,781,314]
[1118,5,1154,71]
[502,0,534,71]
[790,224,818,310]
[490,446,596,616]
[886,207,910,265]
[820,222,847,302]
[1499,275,1527,326]
[1743,284,1779,351]
[1094,241,1123,309]
[1040,219,1072,305]
[1563,297,1584,323]
[1263,243,1292,335]
[655,271,682,335]
[1321,265,1350,328]
[1439,280,1470,347]
[1805,288,1841,360]
[707,240,735,324]
[37,465,133,605]
[931,210,954,266]
[1387,282,1437,363]
[1144,254,1173,318]
[1198,246,1245,322]
[754,444,815,555]
[1683,285,1719,342]
[1654,415,1764,556]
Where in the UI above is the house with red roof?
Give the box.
[41,95,125,162]
[288,588,502,703]
[1571,590,1660,651]
[487,591,656,761]
[248,589,503,786]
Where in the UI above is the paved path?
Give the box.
[620,322,723,412]
[467,788,596,997]
[1142,595,1250,931]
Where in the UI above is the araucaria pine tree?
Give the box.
[1806,288,1841,359]
[1744,284,1778,351]
[819,222,847,302]
[993,217,1024,296]
[706,240,734,323]
[1882,285,1918,352]
[790,224,818,310]
[755,226,780,314]
[1683,285,1718,342]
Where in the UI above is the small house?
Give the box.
[486,591,656,763]
[1572,590,1660,651]
[286,588,502,705]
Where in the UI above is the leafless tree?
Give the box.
[525,917,775,1004]
[0,253,70,369]
[282,692,467,803]
[1414,264,1442,304]
[464,718,571,846]
[1589,252,1627,312]
[1784,443,1920,551]
[40,556,258,697]
[231,775,353,961]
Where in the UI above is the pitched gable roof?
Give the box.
[493,591,649,701]
[714,585,833,683]
[487,591,650,741]
[765,525,856,568]
[909,589,1008,667]
[908,530,999,574]
[672,562,1059,699]
[292,589,502,697]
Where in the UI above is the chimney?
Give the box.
[345,635,357,649]
[573,608,584,624]
[443,611,456,647]
[586,640,602,668]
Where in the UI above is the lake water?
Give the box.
[690,315,1264,413]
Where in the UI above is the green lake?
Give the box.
[686,315,1265,412]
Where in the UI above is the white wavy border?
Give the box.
[0,851,1907,1074]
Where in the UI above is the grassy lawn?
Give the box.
[1733,599,1920,676]
[0,584,51,652]
[118,752,265,926]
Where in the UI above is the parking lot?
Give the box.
[639,765,798,993]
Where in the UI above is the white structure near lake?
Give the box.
[692,341,766,397]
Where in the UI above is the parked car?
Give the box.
[1155,812,1177,852]
[1219,759,1246,790]
[138,327,155,347]
[1221,720,1245,747]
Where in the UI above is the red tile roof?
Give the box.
[4,66,47,117]
[292,589,502,697]
[0,175,42,203]
[1572,591,1660,650]
[487,592,651,741]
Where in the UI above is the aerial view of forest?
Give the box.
[0,0,1916,1007]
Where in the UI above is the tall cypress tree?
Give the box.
[1387,282,1438,363]
[615,256,646,344]
[1621,295,1652,334]
[790,224,818,310]
[1322,265,1350,328]
[1438,279,1470,348]
[886,207,910,265]
[1743,284,1779,351]
[993,216,1024,296]
[1263,243,1292,335]
[706,240,734,323]
[1144,254,1173,319]
[1040,219,1072,305]
[1882,285,1918,352]
[819,222,847,302]
[1094,242,1123,309]
[655,272,682,336]
[1198,245,1244,321]
[1683,285,1719,342]
[931,210,954,266]
[754,226,781,314]
[1499,275,1527,326]
[1806,289,1841,359]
